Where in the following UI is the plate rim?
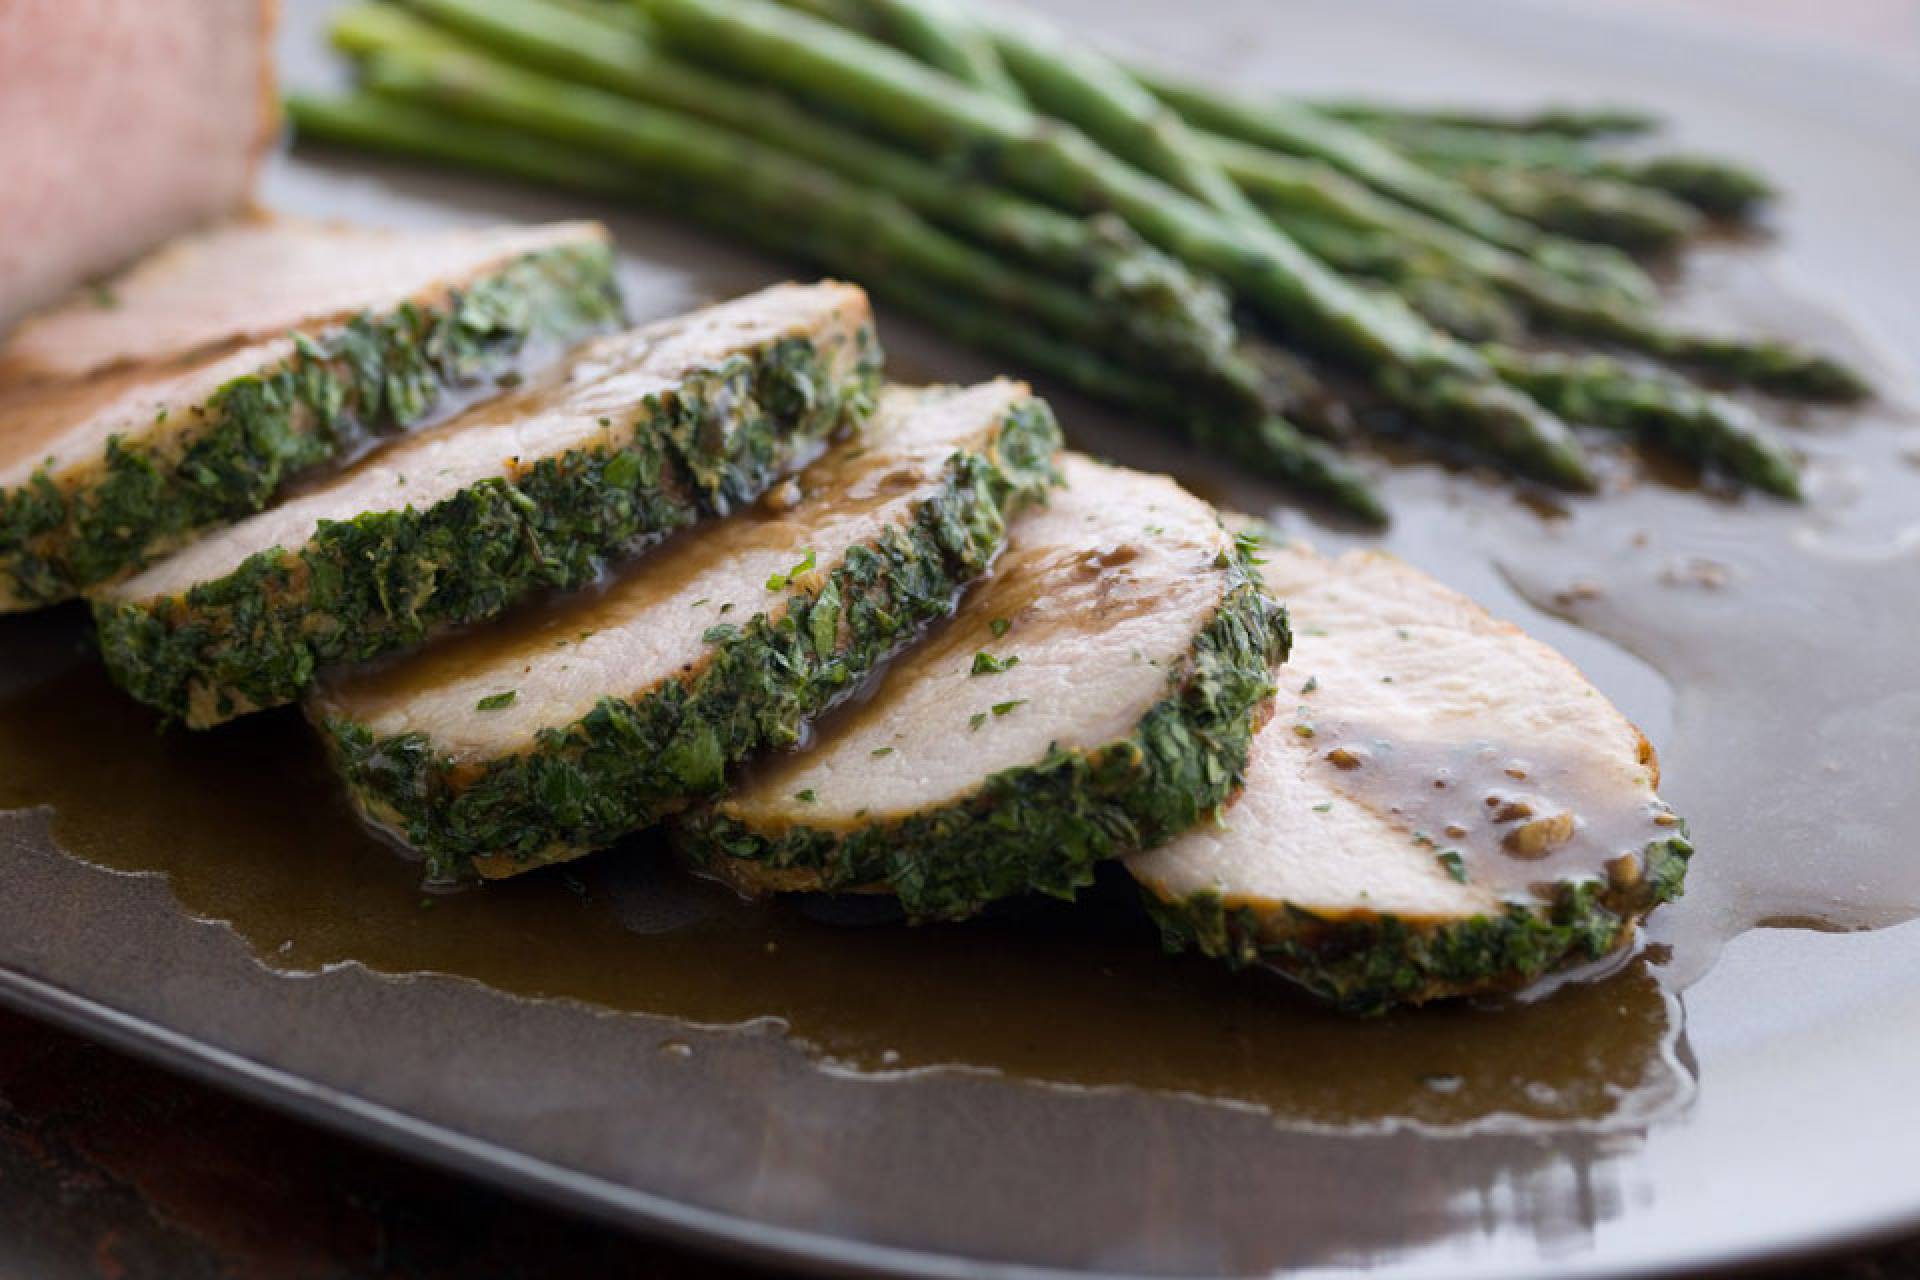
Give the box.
[8,959,1920,1280]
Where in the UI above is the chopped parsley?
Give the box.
[992,699,1026,717]
[1437,850,1469,883]
[1233,528,1268,564]
[600,450,640,489]
[969,712,988,731]
[794,789,817,804]
[475,690,517,712]
[1300,675,1318,694]
[870,746,894,757]
[989,618,1011,638]
[766,549,817,591]
[1312,801,1333,813]
[970,651,1019,675]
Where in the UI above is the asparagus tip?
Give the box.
[1788,357,1874,405]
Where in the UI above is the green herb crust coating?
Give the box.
[678,545,1289,924]
[94,318,883,726]
[316,393,1063,882]
[0,240,621,609]
[1142,832,1692,1014]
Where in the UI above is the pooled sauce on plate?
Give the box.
[1307,726,1675,896]
[2,240,1916,1138]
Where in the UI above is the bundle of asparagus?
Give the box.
[289,0,1868,522]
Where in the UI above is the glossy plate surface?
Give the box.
[5,2,1920,1275]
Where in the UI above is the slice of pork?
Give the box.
[1127,543,1690,1009]
[0,217,617,609]
[0,216,607,384]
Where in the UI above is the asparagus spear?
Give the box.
[1213,134,1867,401]
[786,0,1276,233]
[1395,276,1526,347]
[387,0,1033,238]
[1551,308,1869,402]
[1311,100,1661,140]
[1460,166,1702,253]
[787,0,1027,102]
[1274,220,1804,493]
[1628,154,1776,221]
[868,0,1025,101]
[1485,346,1803,496]
[1129,67,1657,306]
[630,0,1595,488]
[1274,214,1527,343]
[971,6,1276,232]
[877,277,1390,523]
[291,86,644,194]
[1358,120,1775,220]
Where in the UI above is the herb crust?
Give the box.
[1,240,621,609]
[316,394,1062,882]
[1141,832,1693,1013]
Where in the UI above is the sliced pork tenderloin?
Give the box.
[1127,543,1692,1011]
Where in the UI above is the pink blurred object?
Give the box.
[0,0,279,330]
